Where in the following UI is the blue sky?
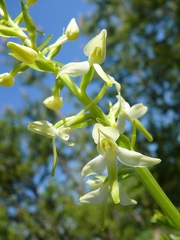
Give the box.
[0,0,95,115]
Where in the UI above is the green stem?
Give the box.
[59,74,110,124]
[135,167,180,231]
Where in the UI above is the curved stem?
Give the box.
[135,167,180,231]
[59,74,110,124]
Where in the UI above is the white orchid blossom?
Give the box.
[81,123,161,203]
[80,175,137,206]
[117,95,147,133]
[28,120,74,175]
[58,29,117,87]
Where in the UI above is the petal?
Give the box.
[126,104,147,120]
[28,120,55,138]
[116,146,161,167]
[79,187,106,204]
[84,29,107,57]
[55,126,74,146]
[117,116,126,133]
[55,127,70,140]
[92,123,120,144]
[93,63,113,87]
[86,176,106,190]
[58,61,90,77]
[120,188,137,206]
[120,96,130,112]
[81,155,106,177]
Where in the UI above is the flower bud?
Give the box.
[43,95,63,111]
[84,29,107,65]
[65,18,79,40]
[0,73,14,87]
[26,0,38,5]
[7,42,37,64]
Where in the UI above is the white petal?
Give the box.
[79,187,106,204]
[116,116,126,133]
[86,176,105,190]
[58,61,90,77]
[126,104,147,120]
[92,123,119,144]
[93,63,113,87]
[81,155,106,177]
[55,127,70,140]
[116,146,161,167]
[120,188,137,206]
[28,120,55,138]
[84,29,107,56]
[120,97,130,112]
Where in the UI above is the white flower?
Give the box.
[117,95,147,133]
[28,120,74,175]
[58,29,118,87]
[79,176,137,206]
[81,123,161,203]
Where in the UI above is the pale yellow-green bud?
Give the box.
[86,29,107,65]
[7,42,38,64]
[43,95,63,111]
[0,73,14,87]
[26,0,38,5]
[65,18,79,40]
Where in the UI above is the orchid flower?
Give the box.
[81,123,161,203]
[117,95,148,133]
[80,175,137,206]
[28,120,74,175]
[57,29,117,87]
[79,173,136,230]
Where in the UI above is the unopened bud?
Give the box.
[7,42,37,64]
[26,0,38,5]
[43,95,63,111]
[0,73,14,87]
[86,29,107,65]
[65,18,79,40]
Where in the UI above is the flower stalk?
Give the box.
[135,167,180,231]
